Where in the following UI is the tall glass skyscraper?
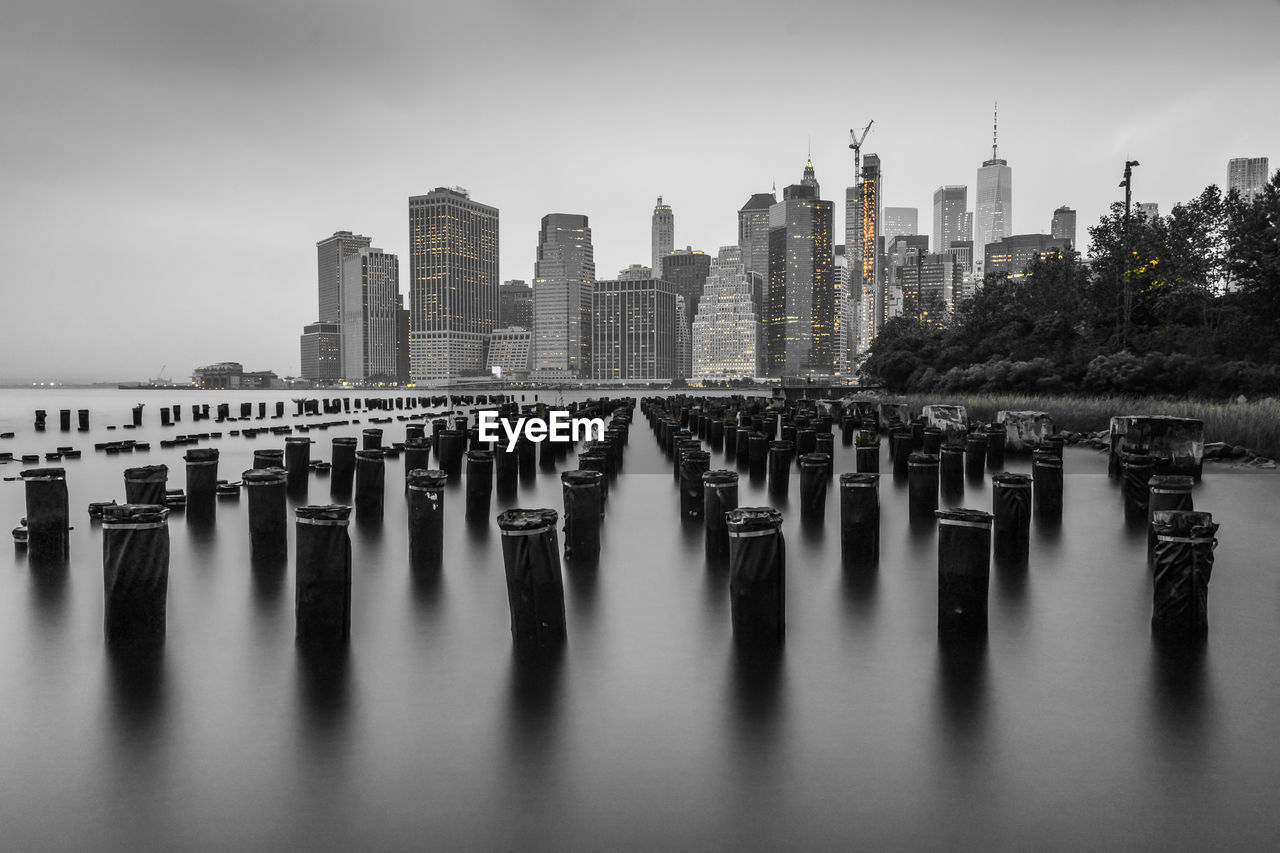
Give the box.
[883,207,919,247]
[692,246,761,381]
[737,192,775,314]
[1228,157,1270,202]
[340,247,400,380]
[848,153,882,354]
[316,230,372,325]
[592,275,676,381]
[1051,206,1077,249]
[651,197,674,279]
[532,214,595,380]
[975,108,1012,279]
[932,186,968,253]
[767,161,835,377]
[408,187,499,382]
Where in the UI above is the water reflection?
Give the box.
[841,564,879,618]
[505,643,566,774]
[934,635,990,758]
[295,643,353,754]
[354,515,384,543]
[410,565,444,613]
[28,560,69,632]
[1149,636,1211,757]
[994,539,1029,603]
[106,644,168,751]
[564,559,599,619]
[465,513,491,543]
[726,646,786,772]
[185,505,217,536]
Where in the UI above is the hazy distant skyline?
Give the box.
[3,0,1278,382]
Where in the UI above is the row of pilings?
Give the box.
[641,393,1217,648]
[11,392,1216,654]
[15,397,632,652]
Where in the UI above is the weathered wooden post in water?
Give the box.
[1032,450,1063,524]
[330,437,357,497]
[908,452,939,522]
[727,508,786,646]
[561,470,604,563]
[991,473,1032,563]
[497,509,567,646]
[285,437,311,497]
[102,504,169,645]
[855,431,880,474]
[124,465,168,506]
[407,469,447,573]
[465,450,494,522]
[253,449,284,470]
[244,467,288,565]
[799,453,829,523]
[1151,510,1218,642]
[703,470,739,561]
[294,505,352,646]
[354,450,385,523]
[680,449,711,519]
[840,473,879,569]
[1147,475,1194,557]
[21,467,69,566]
[184,448,219,519]
[936,508,992,637]
[768,440,793,497]
[984,426,1006,471]
[1121,453,1156,525]
[940,444,965,498]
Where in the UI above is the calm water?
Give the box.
[2,388,1279,849]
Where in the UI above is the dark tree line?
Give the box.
[860,171,1280,398]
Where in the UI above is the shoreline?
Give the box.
[899,391,1280,460]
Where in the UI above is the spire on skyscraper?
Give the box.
[992,102,999,161]
[802,157,817,190]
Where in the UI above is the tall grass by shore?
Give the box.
[901,392,1280,458]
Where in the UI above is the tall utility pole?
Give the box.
[1119,159,1139,349]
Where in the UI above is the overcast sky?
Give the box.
[2,0,1277,382]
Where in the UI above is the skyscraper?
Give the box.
[592,275,676,381]
[984,234,1070,280]
[396,296,410,385]
[692,246,762,381]
[316,230,372,325]
[300,321,341,382]
[663,248,712,324]
[618,264,652,280]
[898,253,962,324]
[737,192,775,313]
[408,187,499,382]
[486,327,533,379]
[933,186,968,253]
[1228,157,1269,202]
[975,106,1012,279]
[767,161,835,376]
[652,197,674,278]
[848,153,883,354]
[499,280,533,329]
[1051,206,1077,249]
[942,240,975,301]
[532,214,595,380]
[675,295,692,381]
[883,207,919,248]
[340,247,400,381]
[1136,202,1159,221]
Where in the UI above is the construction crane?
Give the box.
[848,120,874,178]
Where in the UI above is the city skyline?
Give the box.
[3,0,1279,382]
